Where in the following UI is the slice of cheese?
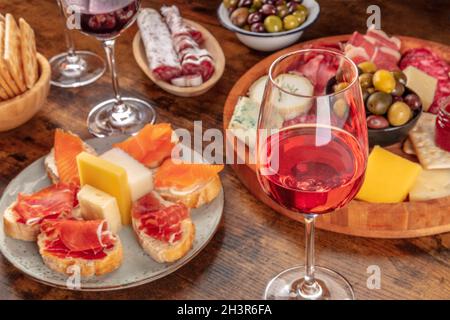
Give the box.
[403,66,438,111]
[356,146,422,203]
[101,148,153,202]
[409,169,450,201]
[77,185,122,233]
[77,152,132,225]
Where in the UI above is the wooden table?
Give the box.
[0,0,449,300]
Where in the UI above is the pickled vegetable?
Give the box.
[264,15,283,32]
[388,102,412,126]
[359,73,373,89]
[283,14,300,30]
[230,7,250,27]
[373,70,396,93]
[367,115,389,129]
[358,61,377,73]
[366,91,392,115]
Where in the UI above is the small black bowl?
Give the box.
[368,105,422,147]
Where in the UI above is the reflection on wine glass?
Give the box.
[49,0,106,88]
[62,0,156,137]
[256,49,368,300]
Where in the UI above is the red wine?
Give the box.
[72,0,140,39]
[258,125,366,214]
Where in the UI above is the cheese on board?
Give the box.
[409,169,450,201]
[403,66,438,111]
[77,185,122,233]
[228,96,259,150]
[101,148,154,202]
[356,146,422,203]
[77,152,132,225]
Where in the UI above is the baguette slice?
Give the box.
[132,216,195,263]
[3,201,39,241]
[156,175,221,209]
[37,232,123,277]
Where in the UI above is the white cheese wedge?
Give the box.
[403,66,438,111]
[77,185,122,233]
[101,148,154,201]
[409,169,450,201]
[248,75,268,106]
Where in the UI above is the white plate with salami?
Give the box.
[0,135,224,291]
[133,6,225,97]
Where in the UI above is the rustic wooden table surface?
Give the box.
[0,0,449,300]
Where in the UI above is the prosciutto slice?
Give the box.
[137,8,181,81]
[13,184,77,225]
[41,219,116,259]
[132,192,189,244]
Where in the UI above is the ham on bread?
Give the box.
[37,219,123,277]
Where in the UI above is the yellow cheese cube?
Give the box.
[356,146,422,203]
[77,152,132,225]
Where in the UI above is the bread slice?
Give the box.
[133,217,195,263]
[44,142,96,184]
[156,175,221,209]
[37,232,123,277]
[3,201,40,241]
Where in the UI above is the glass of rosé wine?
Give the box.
[256,49,368,300]
[61,0,156,137]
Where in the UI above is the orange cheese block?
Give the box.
[356,146,422,203]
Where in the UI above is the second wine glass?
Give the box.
[62,0,156,137]
[256,48,368,300]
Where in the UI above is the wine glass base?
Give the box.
[264,266,355,300]
[87,97,157,138]
[49,51,106,88]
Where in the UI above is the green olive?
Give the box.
[252,0,263,9]
[296,4,308,16]
[277,5,289,19]
[373,70,396,93]
[391,82,405,97]
[334,82,349,93]
[358,61,377,73]
[388,101,412,126]
[333,99,349,118]
[359,73,373,89]
[264,15,283,33]
[292,9,307,24]
[224,0,238,9]
[393,71,407,85]
[283,14,300,30]
[366,91,393,115]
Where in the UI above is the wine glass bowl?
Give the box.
[256,49,368,300]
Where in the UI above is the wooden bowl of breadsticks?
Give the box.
[0,14,50,132]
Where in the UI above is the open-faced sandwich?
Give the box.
[37,219,123,277]
[131,192,194,263]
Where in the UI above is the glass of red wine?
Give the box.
[50,0,106,88]
[256,49,368,300]
[62,0,155,137]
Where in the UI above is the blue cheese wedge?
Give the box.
[228,96,260,150]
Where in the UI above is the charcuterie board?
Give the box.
[133,19,225,97]
[223,34,450,239]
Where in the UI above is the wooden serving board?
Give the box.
[133,19,225,97]
[223,35,450,239]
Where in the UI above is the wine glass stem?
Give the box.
[102,40,125,109]
[56,0,78,60]
[298,215,323,299]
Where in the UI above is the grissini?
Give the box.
[131,192,195,263]
[37,219,123,277]
[3,184,78,241]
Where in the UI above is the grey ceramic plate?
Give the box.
[0,136,224,291]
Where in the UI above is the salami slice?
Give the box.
[137,8,181,81]
[400,48,450,113]
[161,5,203,44]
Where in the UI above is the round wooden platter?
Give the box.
[132,19,225,97]
[223,34,450,239]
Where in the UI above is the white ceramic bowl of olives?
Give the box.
[217,0,320,51]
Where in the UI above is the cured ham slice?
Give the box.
[113,123,176,168]
[161,5,215,82]
[13,184,77,225]
[345,27,401,71]
[161,5,203,44]
[132,192,189,243]
[400,48,450,113]
[137,8,181,81]
[40,219,116,260]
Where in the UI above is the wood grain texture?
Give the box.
[0,0,449,300]
[223,35,450,238]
